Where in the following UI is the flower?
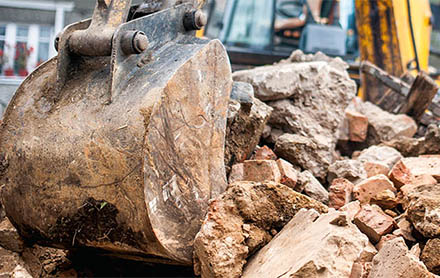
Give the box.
[14,43,33,73]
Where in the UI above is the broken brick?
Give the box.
[353,175,396,204]
[363,162,389,178]
[243,160,281,183]
[253,145,277,160]
[354,204,395,244]
[388,159,415,189]
[328,178,354,209]
[346,110,368,142]
[276,159,298,190]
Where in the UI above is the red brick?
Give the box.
[329,178,354,209]
[363,162,389,178]
[276,159,298,190]
[253,146,277,160]
[346,110,368,142]
[243,160,281,183]
[353,175,396,204]
[353,204,395,244]
[388,160,414,189]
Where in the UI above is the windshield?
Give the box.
[221,0,274,49]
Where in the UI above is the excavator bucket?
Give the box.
[0,0,231,265]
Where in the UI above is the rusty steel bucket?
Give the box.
[0,0,231,265]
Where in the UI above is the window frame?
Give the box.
[0,22,55,78]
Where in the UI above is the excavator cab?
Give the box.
[205,0,358,68]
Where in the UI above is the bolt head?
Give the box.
[194,10,207,29]
[184,9,207,31]
[133,32,149,53]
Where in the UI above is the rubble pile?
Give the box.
[233,51,357,180]
[192,51,440,278]
[1,50,440,278]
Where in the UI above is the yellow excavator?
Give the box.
[0,0,436,267]
[200,0,440,124]
[202,0,436,100]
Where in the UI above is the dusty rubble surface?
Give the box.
[234,55,357,180]
[2,48,440,278]
[368,237,434,278]
[193,181,327,278]
[406,183,440,238]
[242,209,368,278]
[225,82,273,173]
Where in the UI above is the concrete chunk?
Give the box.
[368,237,434,278]
[406,183,440,238]
[193,181,327,278]
[421,238,440,274]
[357,146,403,169]
[299,170,329,204]
[225,96,273,173]
[236,60,356,180]
[328,159,367,184]
[242,209,368,278]
[275,133,333,181]
[357,101,417,145]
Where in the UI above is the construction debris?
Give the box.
[242,209,369,278]
[234,58,356,180]
[406,183,440,238]
[327,159,367,184]
[421,238,440,274]
[298,170,330,204]
[352,174,396,204]
[328,178,355,209]
[356,145,403,169]
[225,83,273,173]
[353,204,395,244]
[368,237,434,278]
[193,181,327,278]
[2,43,440,278]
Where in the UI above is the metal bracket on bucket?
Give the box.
[55,0,206,100]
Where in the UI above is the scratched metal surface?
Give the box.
[0,4,231,265]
